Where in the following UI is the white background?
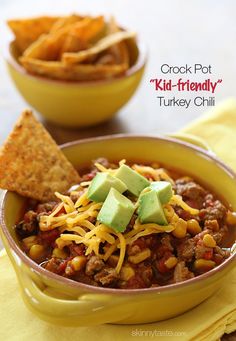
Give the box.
[0,0,236,142]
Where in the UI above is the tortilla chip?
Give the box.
[59,16,105,56]
[22,26,70,61]
[7,16,59,53]
[20,57,127,81]
[58,17,96,57]
[95,53,117,65]
[68,16,105,42]
[62,30,136,64]
[8,14,135,81]
[0,110,80,202]
[50,14,82,32]
[106,16,130,66]
[22,16,105,61]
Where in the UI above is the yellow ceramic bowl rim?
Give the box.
[1,134,236,295]
[5,39,147,87]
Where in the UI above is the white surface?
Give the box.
[0,0,236,143]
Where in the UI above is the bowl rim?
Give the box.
[0,133,235,295]
[5,38,147,87]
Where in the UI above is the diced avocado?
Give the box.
[97,188,135,232]
[138,189,168,225]
[87,172,127,202]
[150,181,173,204]
[115,164,150,197]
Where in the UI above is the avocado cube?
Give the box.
[138,189,168,225]
[115,164,150,197]
[97,188,135,232]
[88,172,127,202]
[150,181,172,204]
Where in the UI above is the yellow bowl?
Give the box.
[5,40,146,128]
[0,135,235,326]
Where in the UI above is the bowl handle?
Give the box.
[16,264,131,326]
[167,132,214,153]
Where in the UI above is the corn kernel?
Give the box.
[29,244,45,261]
[56,237,71,249]
[172,218,187,238]
[71,256,87,271]
[128,248,151,264]
[120,265,135,281]
[194,259,216,270]
[52,248,67,259]
[203,234,216,248]
[226,211,236,225]
[187,219,201,235]
[22,236,38,249]
[164,256,178,269]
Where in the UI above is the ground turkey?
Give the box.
[173,261,194,282]
[175,178,207,209]
[176,238,196,262]
[85,255,105,276]
[94,267,118,287]
[200,200,227,222]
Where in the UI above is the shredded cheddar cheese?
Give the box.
[39,162,200,273]
[170,195,199,215]
[80,181,92,187]
[132,164,161,180]
[116,233,126,273]
[132,164,175,185]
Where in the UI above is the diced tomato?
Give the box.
[40,229,60,245]
[185,199,199,209]
[53,205,66,217]
[199,211,206,220]
[179,210,191,221]
[57,260,68,274]
[203,250,213,260]
[156,251,172,273]
[125,275,146,289]
[133,238,147,250]
[156,258,169,273]
[73,244,85,256]
[84,171,97,181]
